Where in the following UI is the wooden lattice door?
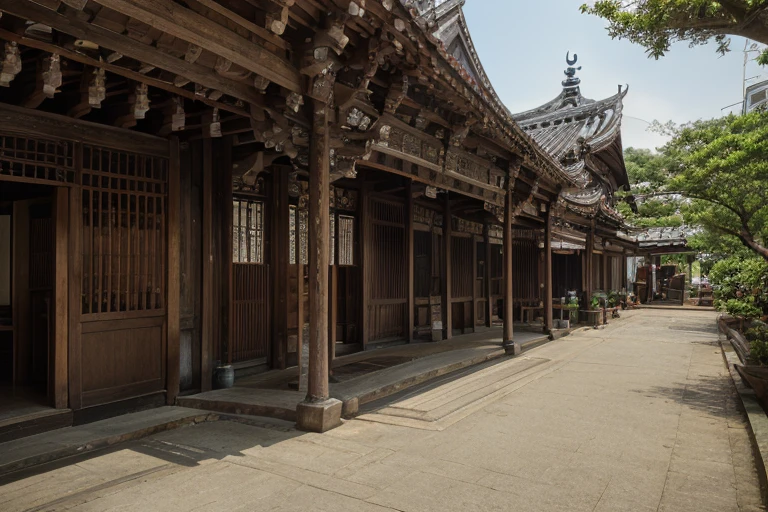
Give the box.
[366,197,407,342]
[230,198,270,364]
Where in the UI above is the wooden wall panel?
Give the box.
[80,316,164,407]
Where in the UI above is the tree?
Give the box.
[581,1,768,65]
[662,112,768,261]
[618,147,685,228]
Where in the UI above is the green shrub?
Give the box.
[747,326,768,366]
[710,257,768,320]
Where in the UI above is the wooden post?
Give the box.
[406,179,414,343]
[543,203,553,334]
[585,224,595,302]
[295,98,341,432]
[360,182,370,349]
[502,182,516,354]
[67,177,82,410]
[443,193,452,340]
[200,139,214,390]
[485,234,492,328]
[222,139,234,366]
[329,265,337,365]
[272,168,289,369]
[166,136,181,404]
[602,252,609,292]
[53,187,69,409]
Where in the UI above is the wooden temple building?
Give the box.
[0,0,671,433]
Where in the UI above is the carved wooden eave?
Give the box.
[394,1,582,191]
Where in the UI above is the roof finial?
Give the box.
[562,51,582,99]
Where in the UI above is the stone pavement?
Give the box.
[1,309,764,512]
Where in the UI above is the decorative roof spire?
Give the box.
[562,51,581,99]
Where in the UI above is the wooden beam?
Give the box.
[185,0,291,51]
[91,0,301,92]
[0,28,249,118]
[0,6,262,112]
[166,136,181,405]
[53,188,69,409]
[0,97,169,158]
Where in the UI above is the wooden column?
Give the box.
[307,98,330,401]
[53,187,69,409]
[485,235,493,328]
[502,183,516,354]
[443,193,452,340]
[296,97,341,432]
[585,223,595,301]
[406,179,415,343]
[222,139,234,365]
[329,265,337,366]
[67,179,83,410]
[360,182,370,349]
[543,204,553,334]
[272,168,289,369]
[200,139,214,391]
[602,252,609,292]
[166,136,181,404]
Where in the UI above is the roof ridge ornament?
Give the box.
[562,51,582,101]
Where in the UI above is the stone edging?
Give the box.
[720,342,768,507]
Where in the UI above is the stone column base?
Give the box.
[296,398,342,433]
[502,340,522,356]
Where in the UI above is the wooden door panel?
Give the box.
[367,197,406,342]
[231,263,270,363]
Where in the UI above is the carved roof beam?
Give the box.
[0,5,268,116]
[90,0,301,92]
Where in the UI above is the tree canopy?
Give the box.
[581,1,768,64]
[621,112,768,261]
[665,112,768,260]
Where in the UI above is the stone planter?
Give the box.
[735,364,768,411]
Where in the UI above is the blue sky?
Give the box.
[462,0,766,151]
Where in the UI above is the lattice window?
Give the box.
[337,215,355,266]
[288,207,354,266]
[233,199,265,264]
[0,135,75,183]
[81,145,167,315]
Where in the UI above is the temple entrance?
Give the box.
[0,182,63,427]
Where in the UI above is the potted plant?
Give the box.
[734,324,768,409]
[567,296,579,324]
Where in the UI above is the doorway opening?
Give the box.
[0,182,62,427]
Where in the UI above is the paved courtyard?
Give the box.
[1,309,764,512]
